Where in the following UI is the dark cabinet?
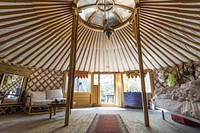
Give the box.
[124,92,148,108]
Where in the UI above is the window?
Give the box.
[93,74,98,85]
[74,75,91,92]
[65,74,91,92]
[123,73,151,93]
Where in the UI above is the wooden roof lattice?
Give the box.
[0,0,199,72]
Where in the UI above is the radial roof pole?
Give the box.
[135,5,150,127]
[65,2,78,126]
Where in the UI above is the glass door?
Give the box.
[100,74,114,104]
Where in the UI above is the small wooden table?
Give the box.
[48,103,66,119]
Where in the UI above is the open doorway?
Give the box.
[100,74,114,104]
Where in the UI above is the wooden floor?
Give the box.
[0,107,198,133]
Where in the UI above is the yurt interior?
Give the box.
[0,0,200,133]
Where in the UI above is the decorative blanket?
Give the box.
[154,80,200,102]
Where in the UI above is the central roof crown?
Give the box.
[77,0,135,31]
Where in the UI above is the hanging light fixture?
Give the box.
[103,19,114,39]
[98,0,115,39]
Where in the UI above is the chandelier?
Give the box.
[77,0,135,39]
[98,0,115,39]
[103,19,114,39]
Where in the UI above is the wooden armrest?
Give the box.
[26,95,31,100]
[26,95,32,106]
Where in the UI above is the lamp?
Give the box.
[103,19,114,39]
[98,0,115,39]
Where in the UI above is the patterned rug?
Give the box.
[86,114,129,133]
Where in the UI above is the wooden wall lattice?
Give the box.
[0,75,23,94]
[153,62,200,90]
[27,68,63,91]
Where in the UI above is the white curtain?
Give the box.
[115,73,124,107]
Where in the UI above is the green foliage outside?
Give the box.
[74,77,91,92]
[100,75,114,103]
[127,78,141,92]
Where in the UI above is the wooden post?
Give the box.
[91,73,94,105]
[149,70,155,98]
[62,70,67,98]
[0,73,5,86]
[120,73,124,107]
[114,74,116,105]
[20,76,29,102]
[135,8,150,127]
[98,74,100,105]
[65,3,78,126]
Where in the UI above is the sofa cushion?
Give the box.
[46,89,63,100]
[3,97,18,103]
[32,100,53,106]
[28,91,46,100]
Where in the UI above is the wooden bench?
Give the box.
[0,103,25,115]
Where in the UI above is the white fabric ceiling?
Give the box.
[0,0,199,72]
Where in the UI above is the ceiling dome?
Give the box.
[77,0,135,31]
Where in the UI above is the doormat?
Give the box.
[86,114,129,133]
